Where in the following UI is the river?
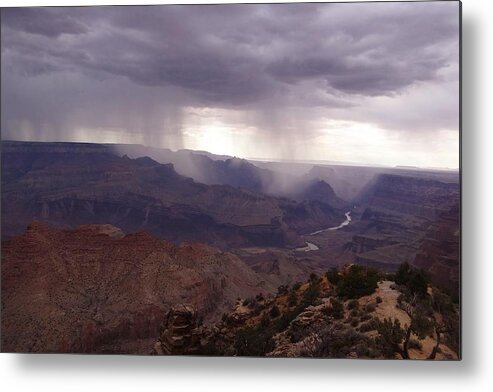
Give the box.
[309,211,352,235]
[295,211,352,252]
[295,241,320,252]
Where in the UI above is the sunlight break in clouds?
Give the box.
[1,2,460,168]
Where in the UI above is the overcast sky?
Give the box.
[1,2,460,168]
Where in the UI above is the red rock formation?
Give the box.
[1,222,266,353]
[153,305,203,355]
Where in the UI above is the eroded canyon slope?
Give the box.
[1,141,344,247]
[1,222,272,353]
[343,173,460,281]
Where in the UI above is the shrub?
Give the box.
[365,303,377,313]
[292,282,302,291]
[301,280,320,308]
[243,297,258,308]
[360,313,372,322]
[375,318,406,359]
[234,325,273,356]
[347,299,360,310]
[275,308,302,331]
[337,265,379,299]
[326,268,341,285]
[359,318,379,332]
[288,290,298,307]
[408,338,423,351]
[277,285,289,295]
[329,297,345,319]
[260,313,270,328]
[269,305,281,318]
[349,309,359,318]
[350,318,359,327]
[394,262,430,297]
[376,296,383,304]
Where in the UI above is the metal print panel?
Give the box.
[0,1,461,359]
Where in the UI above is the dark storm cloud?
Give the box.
[1,2,460,165]
[1,3,458,102]
[1,7,88,37]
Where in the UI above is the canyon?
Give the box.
[0,141,460,355]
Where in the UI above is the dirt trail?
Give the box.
[359,281,457,360]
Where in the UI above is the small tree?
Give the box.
[326,268,341,285]
[288,290,298,307]
[269,305,281,318]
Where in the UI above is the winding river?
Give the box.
[295,211,352,252]
[309,211,352,235]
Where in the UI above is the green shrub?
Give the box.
[394,262,430,297]
[301,280,320,308]
[326,268,341,285]
[234,325,273,356]
[337,265,379,299]
[365,303,377,313]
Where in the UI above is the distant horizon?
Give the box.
[1,3,460,169]
[2,137,460,172]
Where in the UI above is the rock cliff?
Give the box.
[1,222,267,353]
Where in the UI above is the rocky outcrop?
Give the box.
[1,223,267,353]
[153,306,203,355]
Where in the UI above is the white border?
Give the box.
[1,0,492,391]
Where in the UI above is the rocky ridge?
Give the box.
[1,222,270,353]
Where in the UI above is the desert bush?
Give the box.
[394,262,430,298]
[359,318,379,332]
[337,265,379,299]
[288,290,298,307]
[375,318,406,359]
[329,297,345,319]
[277,285,289,295]
[234,325,273,356]
[365,303,377,313]
[376,296,383,304]
[301,280,320,308]
[326,268,341,285]
[347,299,360,310]
[360,312,372,322]
[269,305,281,318]
[304,327,372,359]
[275,308,302,332]
[408,338,423,350]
